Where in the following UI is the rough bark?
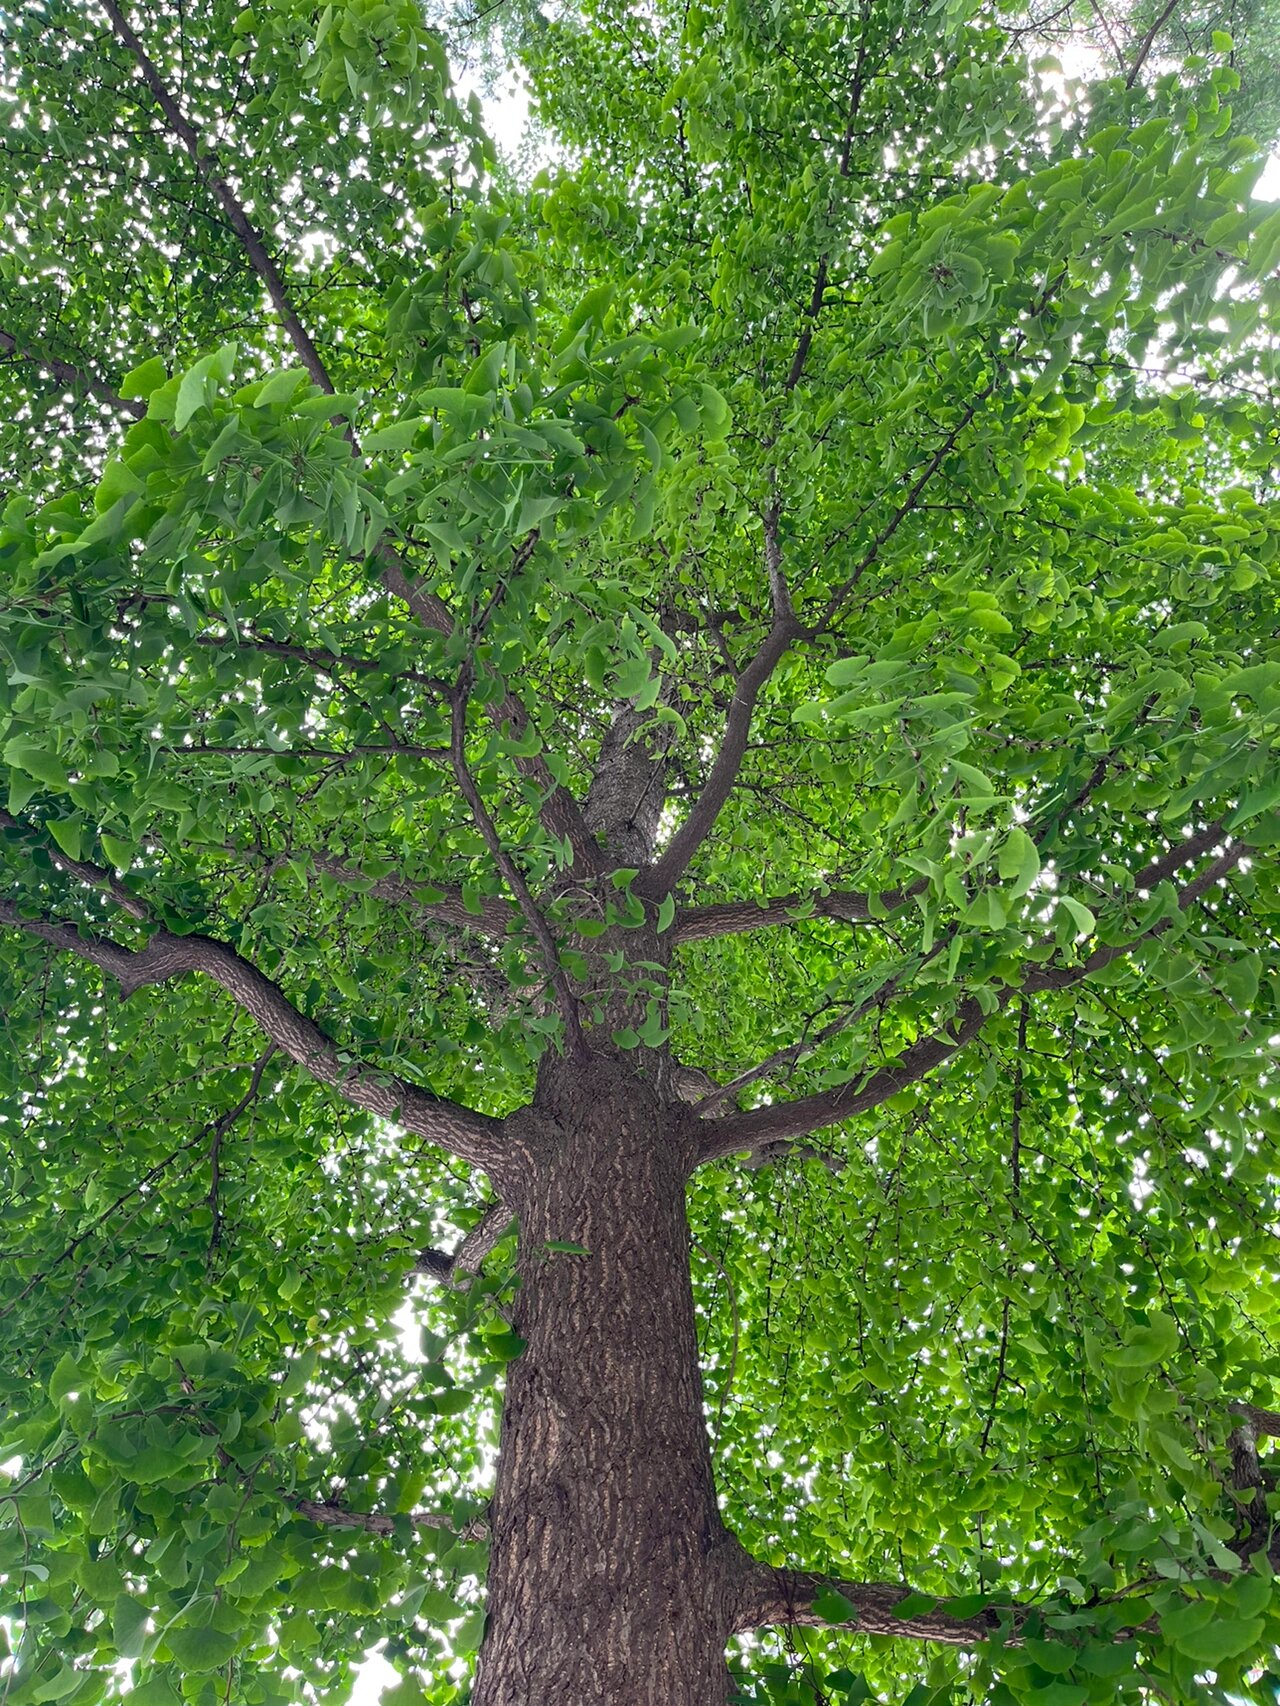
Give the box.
[473,1055,743,1705]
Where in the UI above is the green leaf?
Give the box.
[112,1593,151,1658]
[813,1587,859,1623]
[254,367,308,407]
[163,1626,240,1671]
[48,1352,82,1402]
[891,1592,938,1618]
[100,833,135,871]
[128,1679,180,1706]
[120,355,168,400]
[47,817,84,861]
[174,353,219,430]
[33,1666,85,1702]
[1107,1310,1179,1370]
[1057,896,1096,938]
[656,893,676,932]
[1167,1612,1264,1664]
[363,419,421,453]
[4,737,67,789]
[998,826,1040,897]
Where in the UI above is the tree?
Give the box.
[2,0,1280,1699]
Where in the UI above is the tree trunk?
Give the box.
[472,1056,742,1705]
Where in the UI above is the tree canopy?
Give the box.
[3,0,1280,1702]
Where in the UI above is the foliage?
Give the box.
[2,0,1280,1702]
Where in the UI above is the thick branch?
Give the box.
[1232,1402,1280,1438]
[414,1200,512,1284]
[674,880,925,944]
[733,1561,1008,1645]
[294,1499,489,1543]
[0,902,505,1170]
[0,327,145,418]
[698,834,1243,1162]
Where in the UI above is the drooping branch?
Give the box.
[0,809,149,920]
[698,833,1244,1163]
[0,901,506,1171]
[732,1560,1010,1645]
[674,879,925,944]
[294,1499,489,1543]
[191,628,447,694]
[780,22,869,393]
[0,327,146,418]
[0,1048,280,1322]
[414,1200,513,1284]
[209,1044,276,1253]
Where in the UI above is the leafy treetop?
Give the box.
[2,0,1280,1701]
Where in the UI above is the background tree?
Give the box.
[2,1,1280,1703]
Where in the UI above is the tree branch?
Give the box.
[0,901,506,1170]
[294,1499,489,1543]
[1126,0,1179,87]
[698,833,1244,1163]
[414,1200,513,1284]
[191,628,447,694]
[100,0,334,394]
[376,552,603,874]
[674,879,925,944]
[209,1045,276,1253]
[306,851,513,939]
[733,1560,1009,1644]
[1231,1402,1280,1439]
[693,941,945,1119]
[0,327,145,418]
[449,684,586,1054]
[818,380,997,628]
[644,513,800,895]
[0,809,149,920]
[101,0,601,876]
[779,26,868,393]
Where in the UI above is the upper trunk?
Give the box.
[582,703,671,867]
[472,1054,743,1705]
